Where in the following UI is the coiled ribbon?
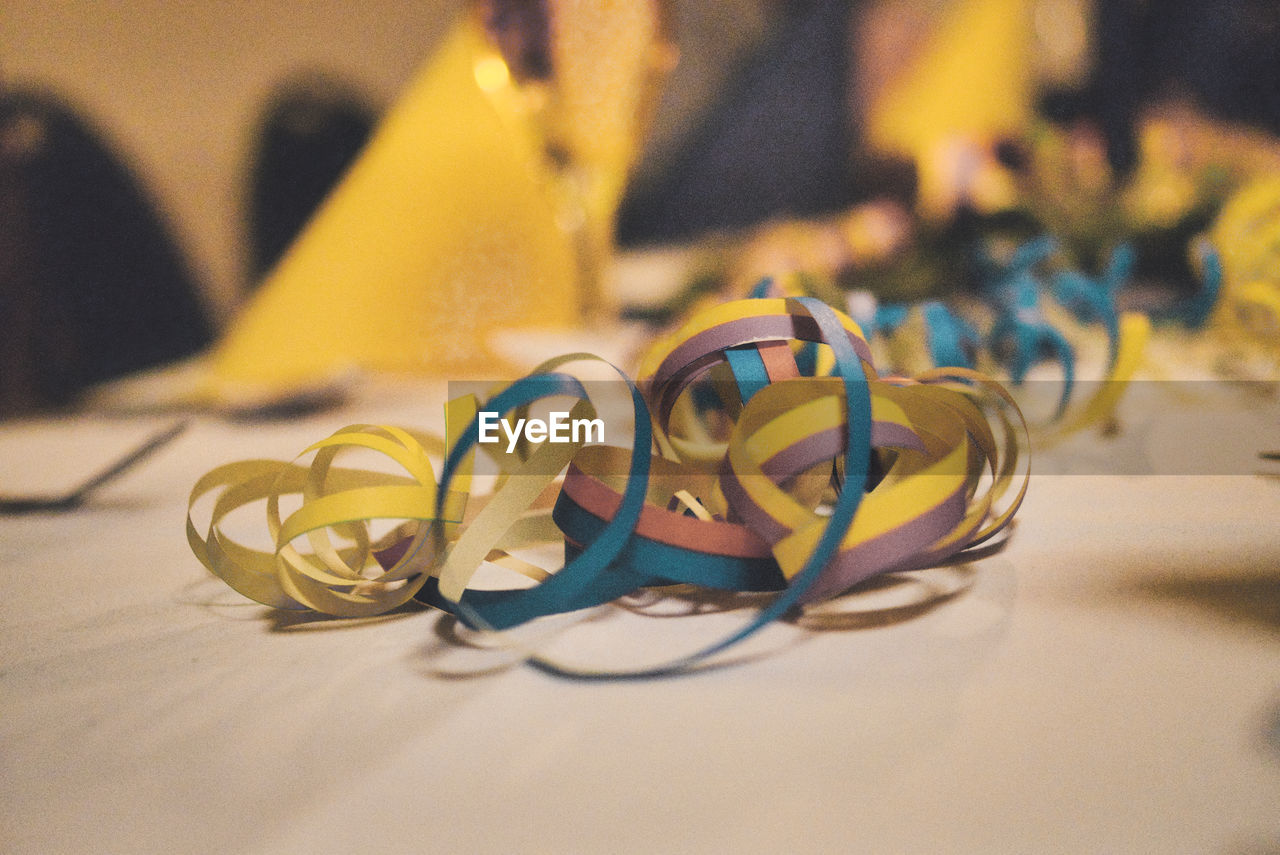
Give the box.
[188,297,1028,677]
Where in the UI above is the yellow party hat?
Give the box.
[207,13,578,397]
[866,0,1035,216]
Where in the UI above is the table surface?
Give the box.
[2,334,1279,855]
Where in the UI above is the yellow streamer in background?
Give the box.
[1211,176,1280,353]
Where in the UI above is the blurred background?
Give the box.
[2,0,451,324]
[2,0,1277,414]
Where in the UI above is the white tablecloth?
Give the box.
[2,365,1278,854]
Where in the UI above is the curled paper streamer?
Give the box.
[188,298,1027,677]
[1211,176,1280,350]
[756,251,1148,437]
[187,401,476,616]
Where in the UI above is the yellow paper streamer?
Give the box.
[1211,176,1280,351]
[188,298,1029,679]
[187,398,476,616]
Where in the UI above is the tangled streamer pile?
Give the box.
[188,297,1028,677]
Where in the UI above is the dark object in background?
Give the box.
[482,0,554,82]
[1091,0,1280,179]
[0,419,188,513]
[1144,0,1280,135]
[0,89,214,418]
[1091,0,1145,178]
[246,73,377,282]
[616,0,860,246]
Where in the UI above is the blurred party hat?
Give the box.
[866,0,1035,217]
[206,4,669,401]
